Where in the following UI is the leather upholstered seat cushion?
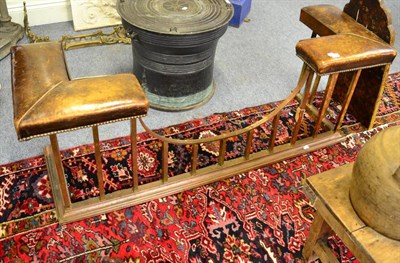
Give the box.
[11,42,149,141]
[300,5,385,43]
[296,34,397,75]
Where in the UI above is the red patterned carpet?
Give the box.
[0,72,399,262]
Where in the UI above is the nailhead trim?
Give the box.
[19,114,147,142]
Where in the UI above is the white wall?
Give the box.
[6,0,71,26]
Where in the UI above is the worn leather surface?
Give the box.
[12,42,149,141]
[300,5,386,43]
[296,34,397,75]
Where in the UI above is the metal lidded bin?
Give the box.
[117,0,233,111]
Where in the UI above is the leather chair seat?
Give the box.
[296,34,397,75]
[11,42,149,141]
[300,5,385,43]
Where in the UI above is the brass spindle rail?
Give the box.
[50,66,350,223]
[136,65,358,186]
[138,68,312,181]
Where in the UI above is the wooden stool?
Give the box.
[291,33,396,144]
[303,164,400,262]
[299,0,396,129]
[11,42,149,222]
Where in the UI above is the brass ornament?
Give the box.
[23,1,130,50]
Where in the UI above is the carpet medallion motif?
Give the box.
[0,137,361,262]
[0,72,399,262]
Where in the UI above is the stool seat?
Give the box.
[12,41,150,222]
[300,5,385,43]
[12,42,149,141]
[296,34,397,75]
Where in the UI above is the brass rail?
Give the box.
[139,68,311,146]
[47,65,353,223]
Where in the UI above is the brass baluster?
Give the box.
[313,74,339,137]
[50,134,71,208]
[244,130,254,160]
[131,119,139,191]
[218,139,227,166]
[308,75,321,104]
[92,126,105,200]
[269,110,281,151]
[291,69,314,144]
[191,144,199,175]
[334,70,362,131]
[162,141,169,182]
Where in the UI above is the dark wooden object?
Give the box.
[300,0,396,129]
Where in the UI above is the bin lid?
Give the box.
[117,0,233,35]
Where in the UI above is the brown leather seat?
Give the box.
[296,34,397,75]
[11,42,149,141]
[300,5,385,43]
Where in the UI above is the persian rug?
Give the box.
[0,72,399,262]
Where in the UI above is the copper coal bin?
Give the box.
[117,0,233,111]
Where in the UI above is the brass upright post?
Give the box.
[269,111,281,151]
[191,144,199,175]
[334,70,362,131]
[49,134,71,208]
[162,141,169,182]
[244,130,254,159]
[92,126,105,200]
[291,69,313,144]
[313,73,339,137]
[131,118,139,191]
[218,139,227,166]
